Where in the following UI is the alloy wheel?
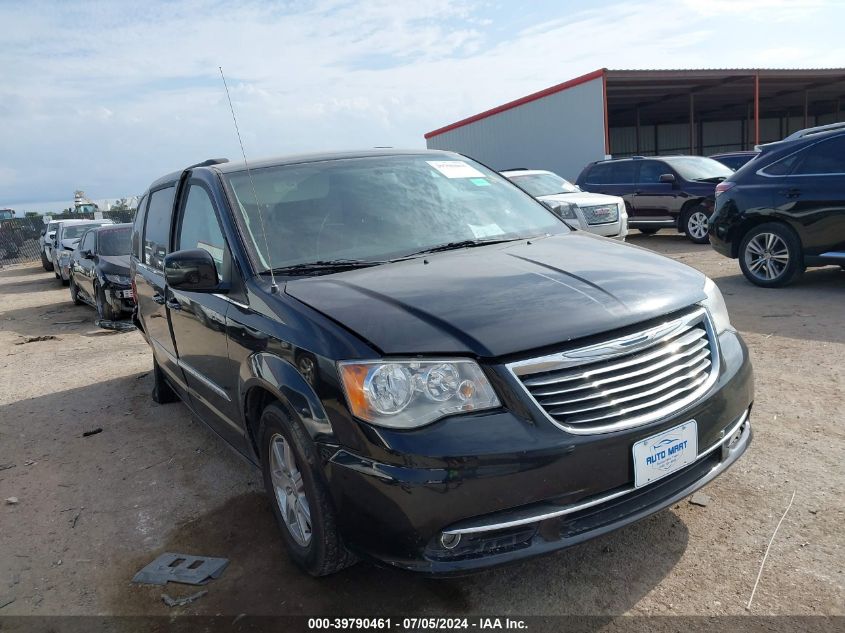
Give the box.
[688,211,709,240]
[744,232,790,282]
[269,433,312,547]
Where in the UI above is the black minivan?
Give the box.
[709,124,845,287]
[131,150,753,576]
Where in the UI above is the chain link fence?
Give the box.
[0,210,136,267]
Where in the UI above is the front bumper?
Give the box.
[104,284,135,315]
[326,330,753,575]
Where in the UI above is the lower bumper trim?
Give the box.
[443,408,750,537]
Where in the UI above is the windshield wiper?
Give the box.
[395,237,524,259]
[695,176,727,183]
[264,259,385,275]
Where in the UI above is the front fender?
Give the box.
[239,352,334,446]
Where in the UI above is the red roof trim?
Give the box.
[424,68,606,140]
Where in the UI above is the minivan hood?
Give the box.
[285,234,706,358]
[61,238,80,250]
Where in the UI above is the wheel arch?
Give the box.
[239,352,334,463]
[731,215,803,258]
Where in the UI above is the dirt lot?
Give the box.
[0,233,843,618]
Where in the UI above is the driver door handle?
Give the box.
[778,188,801,198]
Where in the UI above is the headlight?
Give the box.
[543,200,577,220]
[104,273,130,285]
[338,359,500,428]
[701,277,732,334]
[59,251,72,261]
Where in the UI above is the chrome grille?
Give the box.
[579,203,619,225]
[508,308,718,434]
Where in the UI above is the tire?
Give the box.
[95,283,120,321]
[637,227,660,235]
[682,205,711,244]
[69,275,83,306]
[260,402,355,576]
[738,222,804,288]
[41,250,54,271]
[151,356,179,404]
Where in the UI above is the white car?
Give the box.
[502,169,628,239]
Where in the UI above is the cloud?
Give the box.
[0,0,842,207]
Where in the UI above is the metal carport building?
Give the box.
[424,68,845,181]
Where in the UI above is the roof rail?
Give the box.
[501,167,529,171]
[783,122,845,141]
[186,158,229,169]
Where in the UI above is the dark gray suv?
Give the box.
[576,156,734,243]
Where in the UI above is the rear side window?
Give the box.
[131,194,148,259]
[143,186,176,270]
[763,153,800,177]
[793,136,845,175]
[585,163,612,184]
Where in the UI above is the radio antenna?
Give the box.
[219,66,278,293]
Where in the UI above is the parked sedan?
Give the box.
[709,151,759,171]
[52,219,114,283]
[69,224,134,319]
[501,169,628,239]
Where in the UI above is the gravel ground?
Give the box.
[0,233,843,618]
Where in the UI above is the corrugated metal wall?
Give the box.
[610,114,836,157]
[426,77,606,182]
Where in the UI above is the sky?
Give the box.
[1,0,843,211]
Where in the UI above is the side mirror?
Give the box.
[81,249,94,259]
[164,249,220,292]
[659,173,676,184]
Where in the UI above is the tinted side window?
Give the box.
[793,136,845,175]
[81,231,95,253]
[764,153,800,176]
[132,194,148,259]
[585,163,612,184]
[637,161,669,184]
[610,161,637,183]
[144,186,176,270]
[176,184,229,279]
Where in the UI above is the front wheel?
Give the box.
[41,251,54,271]
[69,275,83,305]
[738,223,804,287]
[95,283,119,321]
[260,403,355,576]
[682,206,710,244]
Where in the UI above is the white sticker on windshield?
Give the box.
[427,160,486,179]
[468,223,503,239]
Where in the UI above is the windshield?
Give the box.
[62,222,111,240]
[223,155,566,271]
[665,157,733,181]
[98,227,131,256]
[508,173,578,197]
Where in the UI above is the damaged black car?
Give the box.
[69,223,135,321]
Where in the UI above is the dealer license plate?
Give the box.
[118,289,134,299]
[633,420,698,488]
